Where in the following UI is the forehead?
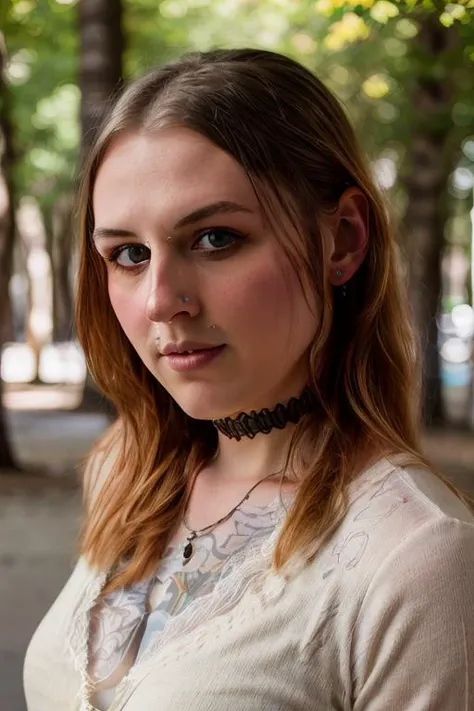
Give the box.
[92,128,261,227]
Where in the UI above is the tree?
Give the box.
[293,0,474,424]
[77,0,124,412]
[0,30,19,471]
[79,0,124,155]
[402,11,460,424]
[6,0,79,352]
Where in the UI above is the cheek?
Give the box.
[108,280,148,343]
[218,255,313,338]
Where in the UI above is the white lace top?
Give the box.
[24,459,474,711]
[87,497,286,710]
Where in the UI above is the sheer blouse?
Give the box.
[24,459,474,711]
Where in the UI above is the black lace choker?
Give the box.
[212,387,317,441]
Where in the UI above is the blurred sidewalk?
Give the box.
[3,382,109,479]
[1,383,109,711]
[0,383,473,711]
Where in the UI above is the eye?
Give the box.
[192,229,242,252]
[109,244,150,268]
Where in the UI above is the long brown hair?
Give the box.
[76,48,432,592]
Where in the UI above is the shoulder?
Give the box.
[341,457,473,555]
[300,460,474,708]
[295,457,473,592]
[345,464,474,708]
[300,457,474,634]
[81,418,124,509]
[348,459,474,605]
[350,456,474,596]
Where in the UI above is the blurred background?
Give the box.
[1,0,474,708]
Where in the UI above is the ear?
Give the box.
[328,188,369,286]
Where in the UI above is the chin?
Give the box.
[165,381,243,422]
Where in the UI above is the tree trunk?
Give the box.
[51,196,74,342]
[79,0,124,156]
[24,271,42,383]
[403,14,457,427]
[77,0,123,413]
[0,32,18,470]
[0,375,16,471]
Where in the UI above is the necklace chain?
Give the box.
[181,470,281,565]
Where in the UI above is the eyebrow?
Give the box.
[173,201,253,229]
[92,227,137,241]
[92,201,253,241]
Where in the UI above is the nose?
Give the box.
[145,255,200,324]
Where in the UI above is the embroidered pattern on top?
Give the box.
[69,495,291,711]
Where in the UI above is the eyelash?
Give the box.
[105,228,245,271]
[106,244,150,270]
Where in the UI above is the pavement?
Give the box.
[0,383,473,711]
[1,385,109,711]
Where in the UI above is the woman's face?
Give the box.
[92,127,319,419]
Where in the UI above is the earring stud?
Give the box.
[336,269,343,277]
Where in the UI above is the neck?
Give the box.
[209,385,313,483]
[211,423,298,484]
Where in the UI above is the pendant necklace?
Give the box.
[181,471,281,565]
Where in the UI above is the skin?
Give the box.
[93,127,368,508]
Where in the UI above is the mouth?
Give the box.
[162,345,227,372]
[161,341,224,356]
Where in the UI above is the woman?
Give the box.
[24,48,474,711]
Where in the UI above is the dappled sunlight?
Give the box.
[3,383,82,411]
[1,342,86,385]
[2,342,86,411]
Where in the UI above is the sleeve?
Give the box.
[351,517,474,710]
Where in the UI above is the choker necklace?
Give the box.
[182,470,280,565]
[212,386,316,441]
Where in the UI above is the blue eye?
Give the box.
[110,245,150,268]
[193,229,241,252]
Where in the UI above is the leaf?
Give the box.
[369,1,399,24]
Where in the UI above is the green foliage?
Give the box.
[3,0,474,224]
[124,0,305,77]
[4,0,79,211]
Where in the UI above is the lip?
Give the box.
[161,341,222,356]
[163,345,226,372]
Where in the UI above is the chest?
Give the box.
[114,613,339,711]
[173,473,298,541]
[24,559,349,711]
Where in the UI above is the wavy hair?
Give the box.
[76,48,434,593]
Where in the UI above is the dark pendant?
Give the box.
[183,534,196,565]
